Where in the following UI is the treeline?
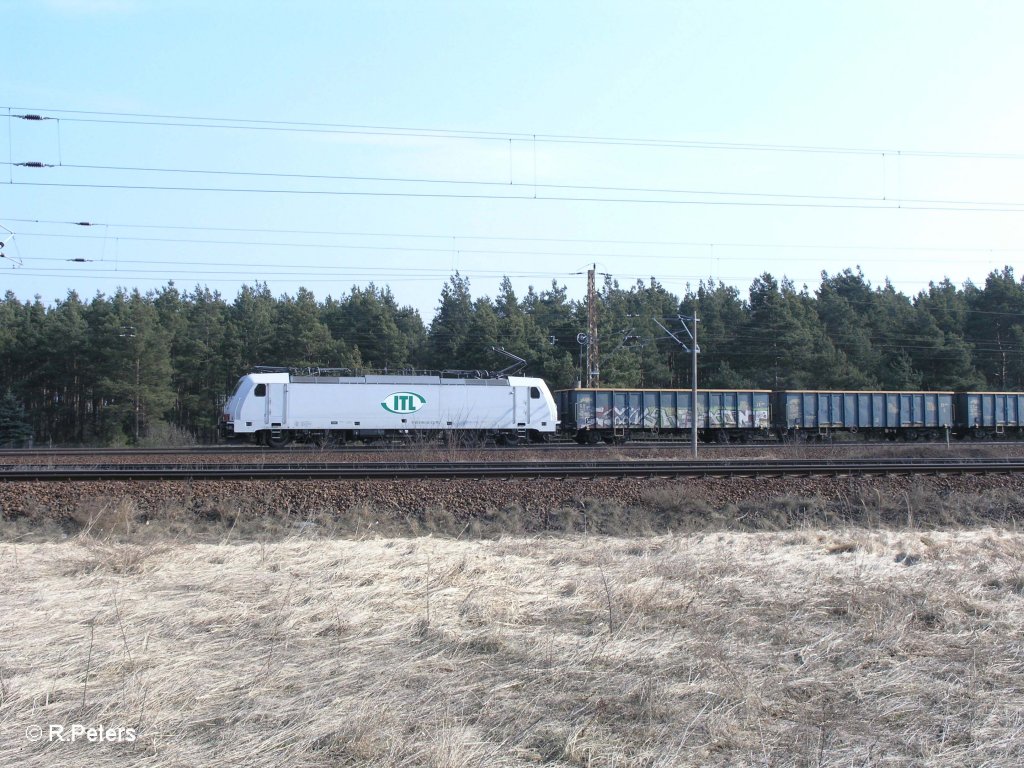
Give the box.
[2,267,1023,445]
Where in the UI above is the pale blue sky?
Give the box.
[3,0,1023,319]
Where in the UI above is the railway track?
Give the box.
[0,439,1019,459]
[3,457,1023,481]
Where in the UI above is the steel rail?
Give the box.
[0,443,578,457]
[1,440,1019,459]
[2,457,1023,481]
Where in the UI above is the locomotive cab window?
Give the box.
[254,383,267,397]
[530,386,541,399]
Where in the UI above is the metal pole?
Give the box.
[576,333,587,389]
[135,357,140,441]
[586,265,598,387]
[691,312,698,459]
[652,313,699,457]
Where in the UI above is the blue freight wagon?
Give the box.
[773,390,953,440]
[555,388,771,443]
[954,392,1024,438]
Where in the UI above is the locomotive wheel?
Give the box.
[267,431,291,448]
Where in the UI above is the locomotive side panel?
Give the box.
[221,372,556,444]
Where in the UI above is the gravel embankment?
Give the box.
[3,472,1024,538]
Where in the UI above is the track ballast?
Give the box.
[3,457,1024,481]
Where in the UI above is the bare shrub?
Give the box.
[638,487,724,530]
[137,420,197,448]
[66,498,140,538]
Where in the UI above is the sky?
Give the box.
[3,0,1024,322]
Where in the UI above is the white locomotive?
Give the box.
[219,367,558,446]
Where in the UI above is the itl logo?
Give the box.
[382,392,426,415]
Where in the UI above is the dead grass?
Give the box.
[1,528,1023,766]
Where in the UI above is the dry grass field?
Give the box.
[2,526,1023,767]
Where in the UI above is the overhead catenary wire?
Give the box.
[11,106,1024,160]
[18,231,1024,264]
[5,106,1022,319]
[7,107,1024,213]
[10,218,1020,311]
[10,179,1024,213]
[8,216,1024,255]
[5,161,1024,211]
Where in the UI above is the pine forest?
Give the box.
[2,266,1023,446]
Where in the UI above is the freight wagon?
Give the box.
[955,392,1024,438]
[774,390,954,441]
[555,388,771,443]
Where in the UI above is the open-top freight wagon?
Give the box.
[556,388,772,444]
[955,392,1024,438]
[774,390,954,441]
[553,387,1012,443]
[557,386,1024,443]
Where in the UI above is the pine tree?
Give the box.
[427,273,475,369]
[0,390,33,446]
[965,267,1024,388]
[322,284,417,370]
[38,291,91,442]
[525,281,578,388]
[909,284,982,390]
[816,269,878,387]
